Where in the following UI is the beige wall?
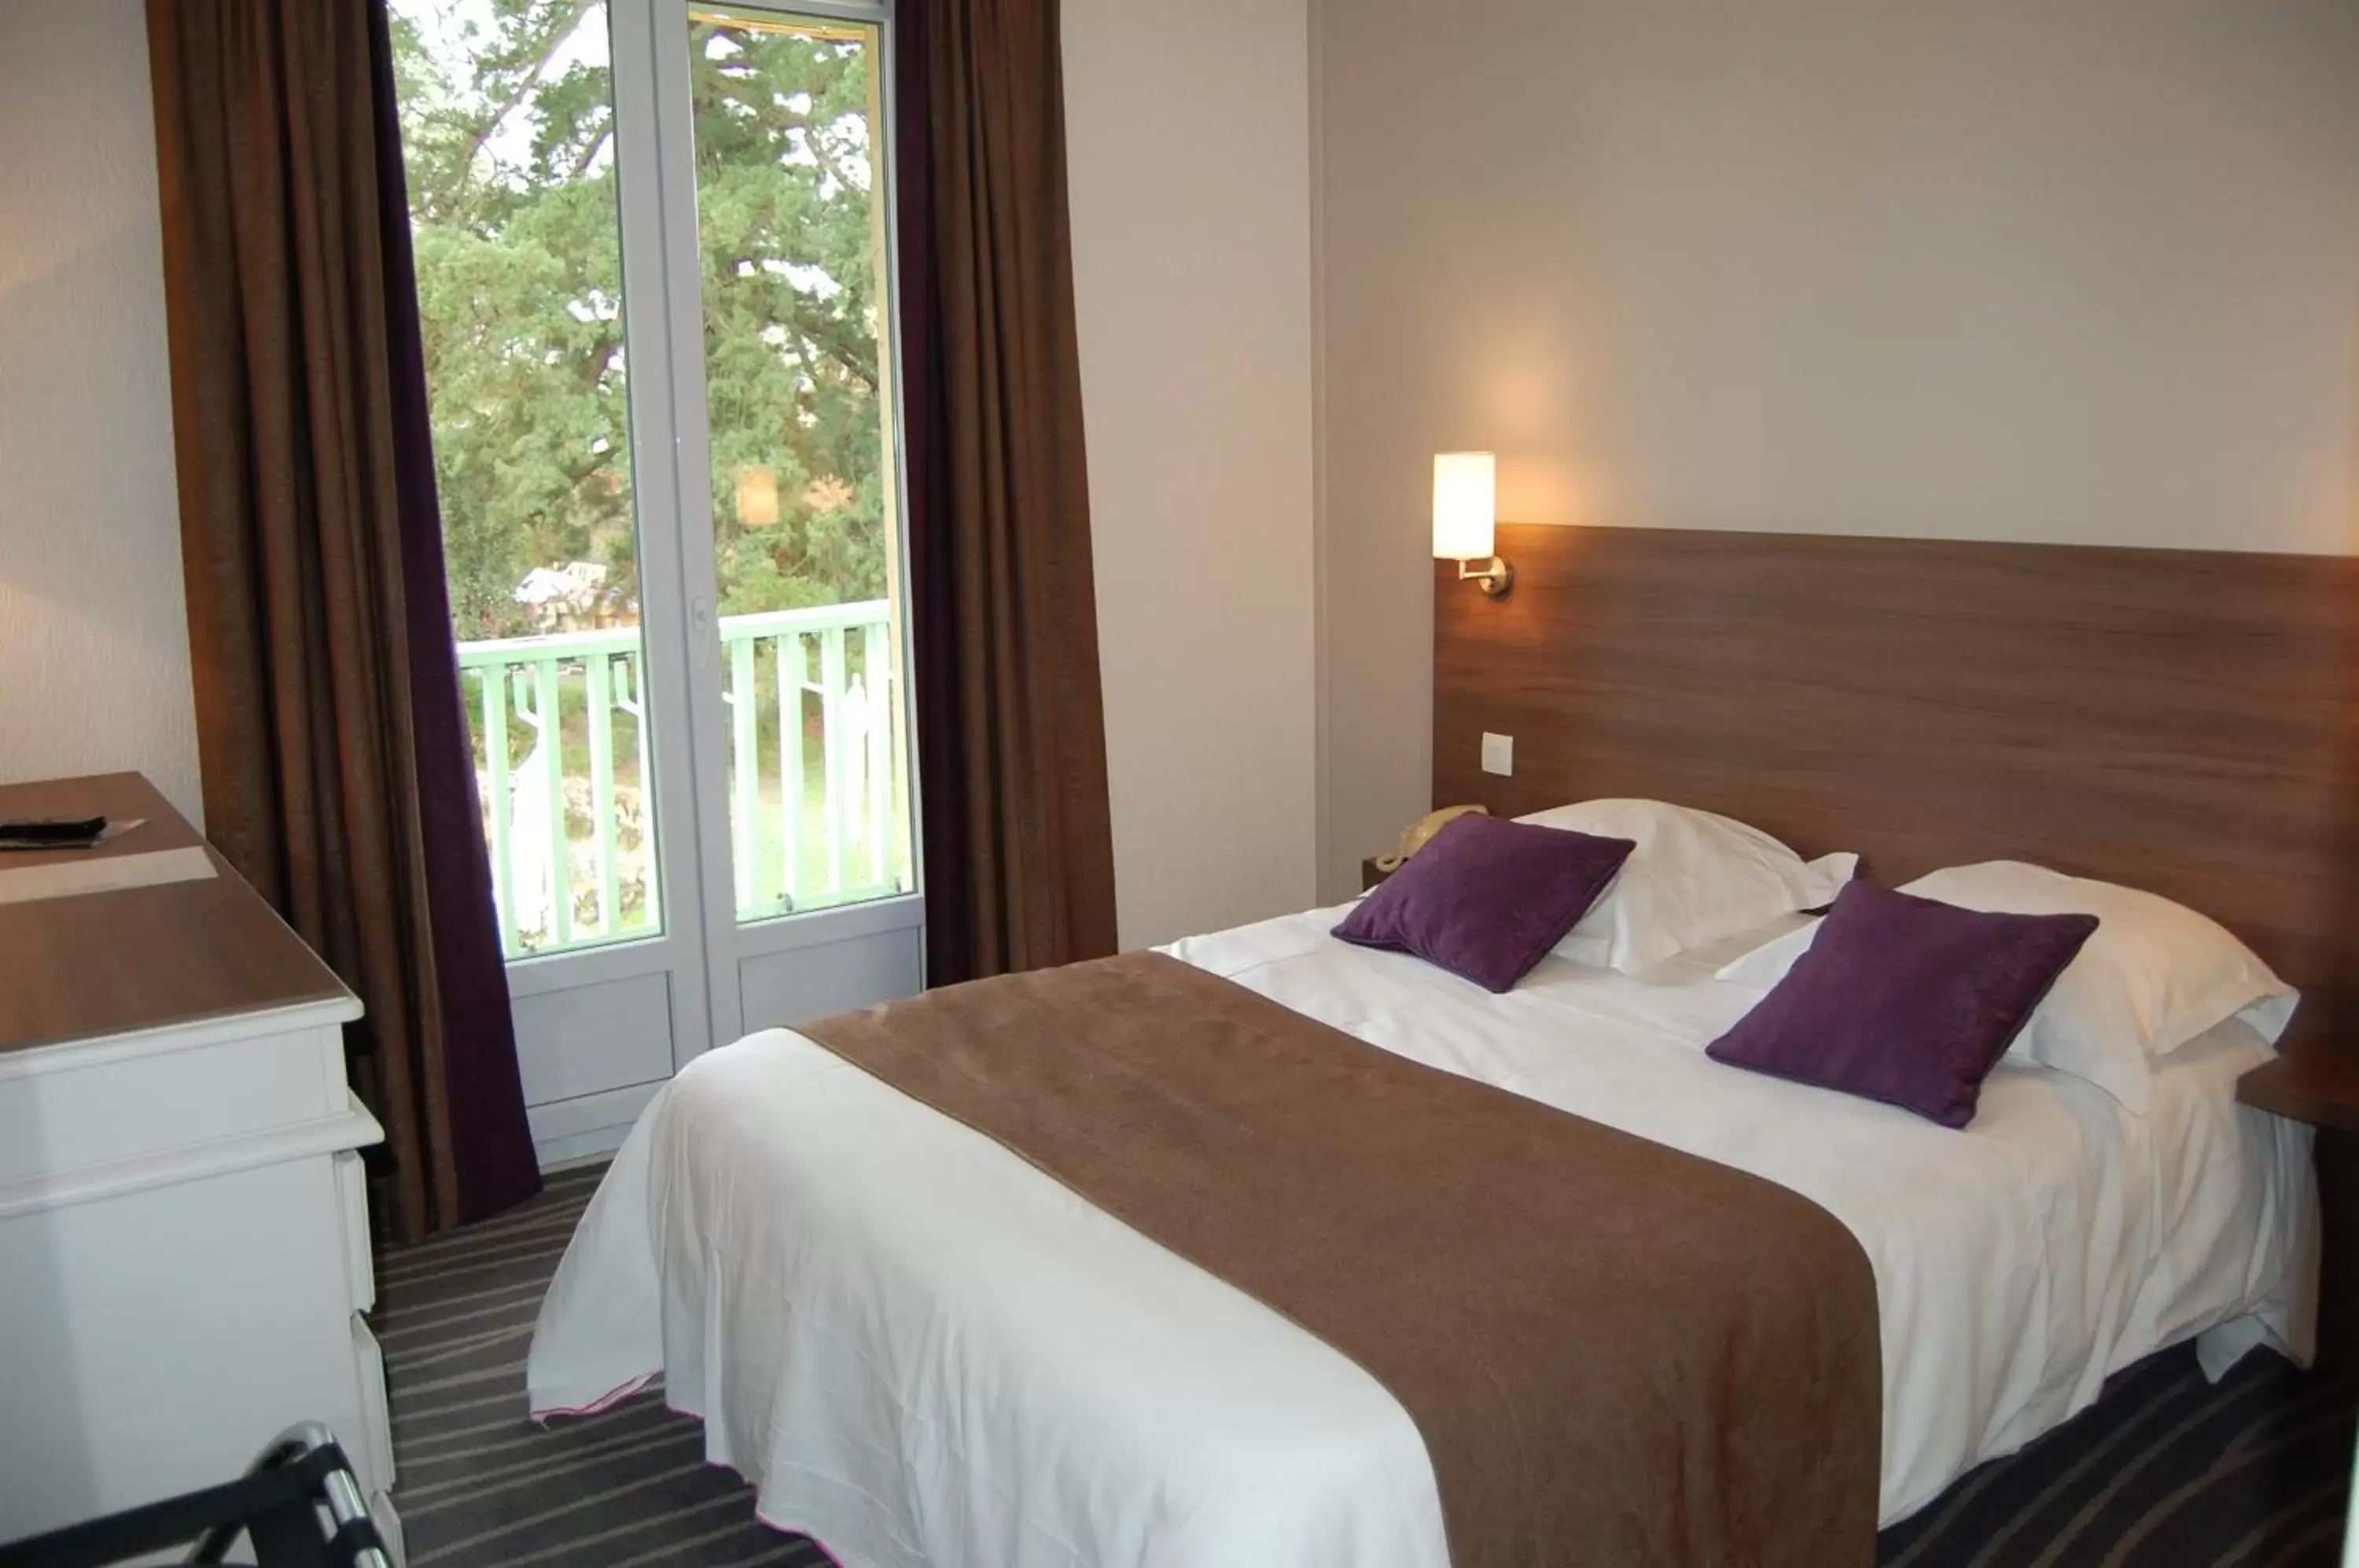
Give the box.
[1316,0,2359,900]
[1065,0,1320,947]
[0,0,201,822]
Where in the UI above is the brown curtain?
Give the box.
[146,0,541,1240]
[896,0,1120,983]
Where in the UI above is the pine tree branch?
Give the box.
[450,1,597,219]
[799,122,865,198]
[565,127,613,185]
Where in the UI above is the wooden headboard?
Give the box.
[1433,525,2359,1047]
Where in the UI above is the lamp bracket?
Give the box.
[1456,556,1514,600]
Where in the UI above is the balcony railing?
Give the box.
[456,600,908,959]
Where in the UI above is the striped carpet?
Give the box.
[378,1162,2354,1567]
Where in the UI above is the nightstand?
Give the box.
[1361,857,1393,893]
[2237,1036,2359,1133]
[2239,1036,2359,1373]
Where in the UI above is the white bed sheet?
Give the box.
[528,903,2320,1568]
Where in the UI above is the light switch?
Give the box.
[1481,732,1514,776]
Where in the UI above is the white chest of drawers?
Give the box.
[0,773,399,1559]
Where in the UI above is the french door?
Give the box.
[393,0,921,1165]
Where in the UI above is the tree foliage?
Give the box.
[392,1,889,639]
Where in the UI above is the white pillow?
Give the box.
[1518,799,1856,974]
[1715,861,2298,1113]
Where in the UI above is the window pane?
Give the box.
[686,9,914,922]
[390,0,662,957]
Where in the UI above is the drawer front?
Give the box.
[0,1156,372,1537]
[0,1019,350,1188]
[335,1150,377,1313]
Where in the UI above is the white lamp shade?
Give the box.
[1432,452,1496,560]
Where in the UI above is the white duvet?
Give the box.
[528,904,2320,1568]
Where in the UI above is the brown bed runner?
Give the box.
[797,951,1880,1567]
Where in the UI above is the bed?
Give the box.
[530,523,2353,1566]
[528,893,2317,1566]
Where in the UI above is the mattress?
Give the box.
[528,902,2320,1568]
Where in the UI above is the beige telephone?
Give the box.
[1375,804,1490,872]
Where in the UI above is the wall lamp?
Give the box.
[1433,451,1513,599]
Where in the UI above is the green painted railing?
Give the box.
[456,600,906,959]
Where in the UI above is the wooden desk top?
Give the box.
[0,773,354,1055]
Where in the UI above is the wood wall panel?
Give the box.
[1433,524,2359,1037]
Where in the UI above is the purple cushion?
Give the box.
[1706,881,2098,1128]
[1333,815,1633,992]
